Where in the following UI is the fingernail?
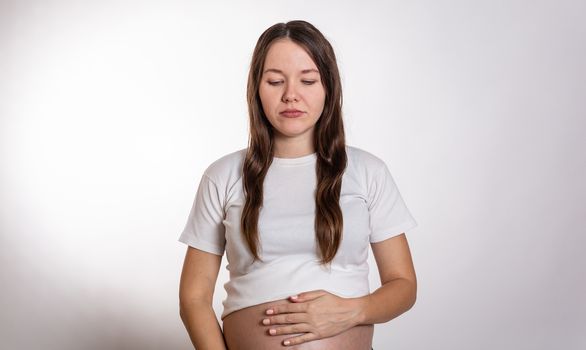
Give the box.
[269,329,276,335]
[284,340,290,345]
[266,309,274,315]
[290,295,298,300]
[262,318,270,325]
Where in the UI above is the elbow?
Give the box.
[179,307,185,323]
[179,301,189,323]
[406,278,417,310]
[179,296,212,319]
[407,291,417,311]
[179,301,199,326]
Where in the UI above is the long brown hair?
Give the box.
[241,20,347,265]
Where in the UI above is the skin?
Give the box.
[222,298,373,350]
[179,248,226,349]
[179,38,418,349]
[180,233,417,348]
[258,38,325,159]
[260,233,417,346]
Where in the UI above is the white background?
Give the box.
[1,0,584,349]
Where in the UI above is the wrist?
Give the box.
[351,295,369,325]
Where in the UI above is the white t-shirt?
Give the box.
[178,145,418,320]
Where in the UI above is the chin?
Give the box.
[283,124,314,133]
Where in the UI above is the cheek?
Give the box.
[310,91,326,113]
[258,90,269,113]
[259,88,277,113]
[312,95,326,113]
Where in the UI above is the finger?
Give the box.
[268,323,310,337]
[265,302,307,315]
[282,332,318,346]
[263,313,307,325]
[292,289,328,302]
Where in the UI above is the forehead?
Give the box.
[263,39,318,72]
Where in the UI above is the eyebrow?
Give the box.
[263,68,320,74]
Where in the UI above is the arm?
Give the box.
[355,232,417,324]
[259,233,417,346]
[179,246,227,350]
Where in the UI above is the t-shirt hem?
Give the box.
[178,235,225,256]
[369,219,418,243]
[220,289,370,320]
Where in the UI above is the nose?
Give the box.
[282,82,299,103]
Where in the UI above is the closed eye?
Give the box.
[267,80,318,86]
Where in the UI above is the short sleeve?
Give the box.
[178,173,226,255]
[367,163,418,243]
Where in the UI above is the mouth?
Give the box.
[280,109,305,118]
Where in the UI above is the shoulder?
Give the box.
[202,147,247,185]
[346,144,387,173]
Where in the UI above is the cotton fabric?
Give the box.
[178,145,417,319]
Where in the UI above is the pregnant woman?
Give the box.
[178,20,419,349]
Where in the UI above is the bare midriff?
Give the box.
[222,297,374,350]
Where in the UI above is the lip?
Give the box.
[280,109,305,118]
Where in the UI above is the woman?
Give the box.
[178,20,418,350]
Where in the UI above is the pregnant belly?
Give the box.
[222,297,374,350]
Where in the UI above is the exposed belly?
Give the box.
[222,297,374,350]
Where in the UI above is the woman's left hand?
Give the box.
[262,289,365,346]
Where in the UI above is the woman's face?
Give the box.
[259,38,326,144]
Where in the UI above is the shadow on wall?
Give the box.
[0,237,190,350]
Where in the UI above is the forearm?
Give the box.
[180,301,227,350]
[355,277,417,325]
